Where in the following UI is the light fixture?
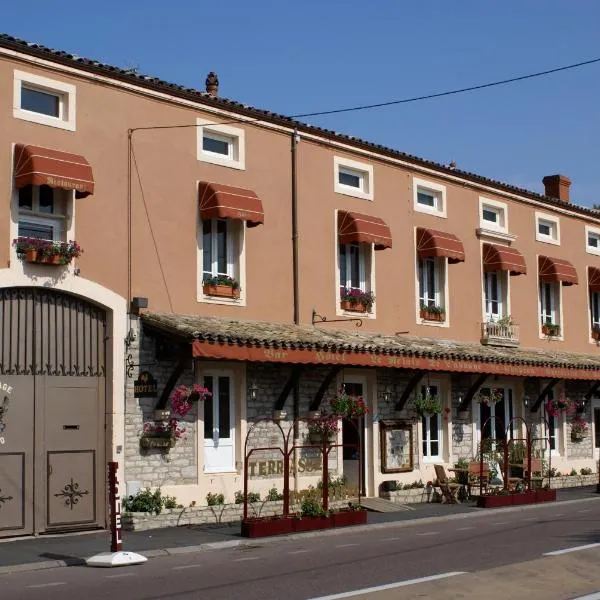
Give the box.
[523,395,530,408]
[379,385,394,403]
[248,381,259,400]
[577,397,587,413]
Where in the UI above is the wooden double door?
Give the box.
[0,288,106,537]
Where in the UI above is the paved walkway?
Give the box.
[0,486,597,573]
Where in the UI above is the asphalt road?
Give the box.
[1,498,599,600]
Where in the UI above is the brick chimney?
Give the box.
[542,174,571,203]
[205,72,219,97]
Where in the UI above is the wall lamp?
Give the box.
[248,381,260,400]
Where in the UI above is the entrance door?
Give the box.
[593,401,600,463]
[341,382,366,495]
[203,373,234,473]
[0,288,106,538]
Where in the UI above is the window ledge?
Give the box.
[476,227,517,243]
[415,205,447,219]
[419,319,449,328]
[535,235,560,246]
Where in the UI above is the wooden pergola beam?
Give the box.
[309,365,342,412]
[394,371,426,412]
[273,366,304,410]
[457,374,489,411]
[530,378,560,412]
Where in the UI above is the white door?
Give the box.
[341,380,366,495]
[202,373,235,473]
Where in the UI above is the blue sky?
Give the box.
[3,1,600,205]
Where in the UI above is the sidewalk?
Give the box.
[0,486,598,574]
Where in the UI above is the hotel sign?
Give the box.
[134,371,158,398]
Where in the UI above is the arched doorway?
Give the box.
[0,288,106,537]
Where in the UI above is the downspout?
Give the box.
[291,130,300,493]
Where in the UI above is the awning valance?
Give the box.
[14,144,94,198]
[539,255,578,286]
[416,227,465,263]
[588,266,600,292]
[482,243,527,275]
[198,181,264,227]
[337,210,392,250]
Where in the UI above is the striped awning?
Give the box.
[198,181,264,227]
[338,210,392,250]
[482,243,527,275]
[588,266,600,292]
[14,144,94,198]
[539,255,578,286]
[416,227,465,263]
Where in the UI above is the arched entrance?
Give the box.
[0,288,106,537]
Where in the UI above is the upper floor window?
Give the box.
[13,70,76,131]
[535,212,560,245]
[197,118,245,170]
[479,197,508,232]
[539,281,561,336]
[418,257,446,322]
[484,270,507,322]
[413,178,446,218]
[17,185,69,241]
[334,157,373,201]
[339,242,373,313]
[586,226,600,256]
[421,384,442,461]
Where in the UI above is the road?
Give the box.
[1,498,599,600]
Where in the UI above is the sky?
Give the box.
[3,1,600,206]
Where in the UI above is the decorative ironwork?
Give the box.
[0,396,8,434]
[311,309,362,327]
[0,288,106,377]
[125,354,158,379]
[54,478,89,510]
[0,488,13,508]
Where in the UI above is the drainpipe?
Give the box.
[291,130,300,493]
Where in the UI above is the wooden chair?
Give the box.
[468,462,490,496]
[434,465,461,504]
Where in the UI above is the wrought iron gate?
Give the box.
[0,288,106,537]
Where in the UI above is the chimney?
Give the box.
[205,72,219,97]
[542,174,571,203]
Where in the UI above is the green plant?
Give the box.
[307,414,340,437]
[266,487,284,501]
[234,491,260,504]
[542,322,561,336]
[340,288,375,311]
[123,488,165,514]
[203,274,240,290]
[420,303,445,316]
[495,314,513,327]
[476,388,503,405]
[206,492,225,506]
[571,415,589,438]
[569,468,578,476]
[330,389,368,418]
[299,496,325,518]
[508,441,527,464]
[402,480,425,490]
[581,467,593,475]
[413,391,443,415]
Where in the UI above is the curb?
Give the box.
[1,495,598,574]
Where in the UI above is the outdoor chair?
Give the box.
[433,464,461,504]
[467,462,490,497]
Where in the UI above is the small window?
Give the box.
[413,178,446,217]
[482,208,498,224]
[13,70,76,131]
[585,226,600,256]
[334,157,373,201]
[479,198,507,232]
[197,119,245,170]
[535,212,560,245]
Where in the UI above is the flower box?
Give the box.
[293,515,333,533]
[203,284,240,299]
[241,516,294,538]
[14,237,81,266]
[534,489,556,503]
[592,328,600,341]
[542,324,560,337]
[420,309,444,322]
[139,434,175,450]
[331,509,367,528]
[340,300,366,313]
[477,494,513,508]
[511,491,536,505]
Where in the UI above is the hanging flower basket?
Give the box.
[329,389,368,418]
[476,388,503,406]
[413,390,443,416]
[570,416,588,442]
[545,394,574,417]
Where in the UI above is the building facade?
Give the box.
[0,33,599,537]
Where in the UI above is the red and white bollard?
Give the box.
[86,462,147,568]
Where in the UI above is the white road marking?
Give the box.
[381,537,401,541]
[233,556,260,562]
[492,522,509,526]
[416,531,438,536]
[554,513,564,517]
[288,550,310,554]
[571,593,600,600]
[28,582,66,589]
[544,543,600,556]
[105,572,136,578]
[578,509,592,513]
[306,572,467,599]
[456,526,475,531]
[522,517,538,521]
[172,564,203,570]
[335,544,358,548]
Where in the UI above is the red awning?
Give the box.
[482,243,527,275]
[539,256,578,286]
[198,181,264,227]
[416,227,465,263]
[14,144,94,198]
[338,211,392,250]
[589,266,600,292]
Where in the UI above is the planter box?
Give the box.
[203,284,240,299]
[535,489,556,503]
[21,251,68,266]
[511,491,536,505]
[293,515,333,532]
[477,494,514,508]
[331,509,367,528]
[542,325,560,336]
[241,516,294,538]
[340,300,367,313]
[420,309,444,322]
[380,488,432,504]
[139,434,175,450]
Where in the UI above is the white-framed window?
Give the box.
[477,387,514,440]
[202,371,235,473]
[590,290,600,329]
[339,242,366,293]
[418,257,445,310]
[17,184,70,242]
[585,225,600,256]
[421,384,442,461]
[479,197,508,232]
[197,118,245,170]
[543,389,561,456]
[199,218,244,303]
[333,156,373,201]
[535,212,560,245]
[13,70,76,131]
[484,270,508,321]
[413,177,446,218]
[539,280,561,332]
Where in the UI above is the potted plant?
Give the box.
[592,324,600,341]
[329,389,368,418]
[476,388,503,406]
[570,415,589,442]
[139,422,177,449]
[340,288,375,313]
[413,390,443,416]
[545,394,574,417]
[534,485,556,503]
[202,275,240,299]
[331,502,367,527]
[13,237,83,266]
[542,322,560,337]
[420,303,445,322]
[307,414,339,444]
[293,496,333,532]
